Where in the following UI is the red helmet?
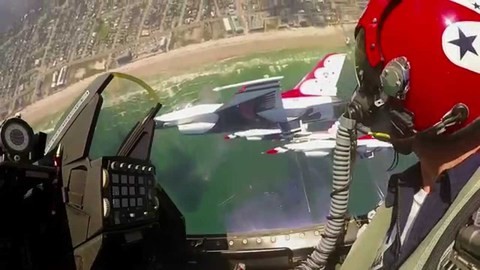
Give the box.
[352,0,480,137]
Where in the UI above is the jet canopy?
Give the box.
[45,72,161,160]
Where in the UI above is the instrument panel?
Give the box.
[102,157,159,229]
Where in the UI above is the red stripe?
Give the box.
[281,53,339,99]
[281,89,317,98]
[265,149,278,154]
[358,134,374,140]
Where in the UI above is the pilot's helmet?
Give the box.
[352,0,480,141]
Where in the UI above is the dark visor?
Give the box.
[354,28,382,96]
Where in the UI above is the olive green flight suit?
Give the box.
[340,167,480,270]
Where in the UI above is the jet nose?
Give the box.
[224,134,235,140]
[263,149,278,155]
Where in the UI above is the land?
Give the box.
[0,0,367,120]
[19,26,352,127]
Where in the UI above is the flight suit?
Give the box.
[341,153,480,270]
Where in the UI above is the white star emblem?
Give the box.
[442,21,480,74]
[450,0,480,14]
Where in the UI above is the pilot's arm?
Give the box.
[340,204,393,270]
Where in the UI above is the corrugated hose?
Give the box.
[295,115,357,270]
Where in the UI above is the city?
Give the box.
[0,0,367,119]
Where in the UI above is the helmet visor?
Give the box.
[354,27,382,96]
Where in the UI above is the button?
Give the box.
[121,198,129,208]
[112,186,120,196]
[137,197,143,206]
[113,199,120,208]
[110,162,117,170]
[138,177,144,185]
[142,166,147,172]
[120,163,126,169]
[129,213,135,218]
[121,175,127,184]
[112,174,119,184]
[129,175,135,184]
[130,198,136,207]
[135,165,141,172]
[127,164,133,170]
[121,186,128,196]
[129,186,135,195]
[148,167,154,173]
[139,187,145,195]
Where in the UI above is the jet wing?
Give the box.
[356,135,393,159]
[262,134,393,159]
[155,104,223,125]
[215,76,288,125]
[263,139,336,156]
[224,120,312,141]
[224,128,284,141]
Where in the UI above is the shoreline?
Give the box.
[20,26,353,127]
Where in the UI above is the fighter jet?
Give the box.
[154,53,347,139]
[262,122,393,159]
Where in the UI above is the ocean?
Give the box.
[40,46,418,235]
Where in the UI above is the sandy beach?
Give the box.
[19,26,353,127]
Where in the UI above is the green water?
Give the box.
[42,47,418,235]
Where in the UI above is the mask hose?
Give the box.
[296,114,357,270]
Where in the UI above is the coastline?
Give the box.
[20,26,352,127]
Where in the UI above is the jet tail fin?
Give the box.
[281,53,347,98]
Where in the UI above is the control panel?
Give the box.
[101,157,159,229]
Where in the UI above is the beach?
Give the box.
[19,26,353,127]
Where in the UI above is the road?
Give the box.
[68,4,87,63]
[212,0,221,17]
[137,0,153,41]
[235,0,249,32]
[159,0,171,31]
[196,0,205,22]
[105,5,130,68]
[81,1,106,59]
[40,7,62,72]
[178,0,188,26]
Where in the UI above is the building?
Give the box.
[140,29,150,37]
[51,71,58,88]
[230,16,244,34]
[56,66,68,87]
[159,37,167,48]
[223,17,233,33]
[264,17,280,30]
[248,14,264,32]
[116,51,133,66]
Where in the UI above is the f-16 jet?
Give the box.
[262,122,393,159]
[154,53,348,139]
